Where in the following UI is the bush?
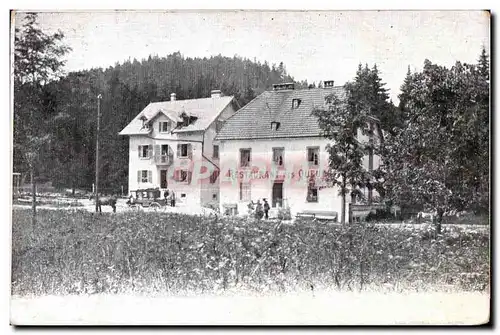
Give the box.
[365,208,395,222]
[277,206,292,220]
[11,209,490,296]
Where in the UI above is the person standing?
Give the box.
[170,191,176,207]
[263,198,270,219]
[164,189,170,206]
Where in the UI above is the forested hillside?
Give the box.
[14,51,306,193]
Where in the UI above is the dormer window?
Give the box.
[271,121,280,131]
[159,121,171,133]
[179,112,197,128]
[139,115,149,129]
[292,98,302,109]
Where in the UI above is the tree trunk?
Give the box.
[341,194,346,224]
[31,166,36,226]
[341,176,347,224]
[435,207,444,235]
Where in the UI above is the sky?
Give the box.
[13,10,490,103]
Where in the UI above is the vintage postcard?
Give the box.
[10,9,490,325]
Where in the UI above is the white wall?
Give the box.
[126,102,237,208]
[128,134,203,206]
[218,137,348,218]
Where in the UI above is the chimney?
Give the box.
[324,80,334,88]
[170,93,177,101]
[211,90,222,98]
[272,82,295,91]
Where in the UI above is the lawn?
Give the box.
[11,208,490,297]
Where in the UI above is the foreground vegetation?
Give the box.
[11,209,489,296]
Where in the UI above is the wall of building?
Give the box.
[127,102,237,207]
[128,133,204,206]
[218,137,347,218]
[198,102,236,207]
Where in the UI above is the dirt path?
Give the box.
[11,291,489,325]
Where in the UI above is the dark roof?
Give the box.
[215,86,345,140]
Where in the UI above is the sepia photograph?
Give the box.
[9,8,490,325]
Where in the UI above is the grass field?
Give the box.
[11,208,490,297]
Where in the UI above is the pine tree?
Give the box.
[478,46,489,81]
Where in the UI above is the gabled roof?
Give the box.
[119,96,235,135]
[215,87,346,140]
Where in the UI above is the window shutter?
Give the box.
[177,144,181,158]
[188,144,193,159]
[148,170,152,183]
[188,171,193,184]
[148,146,153,158]
[166,122,171,132]
[154,144,160,160]
[137,170,141,183]
[159,122,162,133]
[138,145,142,158]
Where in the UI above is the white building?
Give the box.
[215,81,383,219]
[119,90,239,207]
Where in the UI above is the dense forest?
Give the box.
[15,46,309,193]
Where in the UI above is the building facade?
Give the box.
[119,90,239,207]
[215,82,383,219]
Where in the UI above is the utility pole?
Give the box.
[95,94,102,212]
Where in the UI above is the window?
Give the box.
[159,121,171,133]
[307,184,318,202]
[272,148,284,167]
[240,148,251,167]
[213,145,219,159]
[210,170,220,184]
[180,170,188,182]
[137,170,152,183]
[161,144,170,156]
[271,121,281,131]
[173,169,190,183]
[307,147,319,166]
[212,193,217,200]
[239,182,251,201]
[140,116,150,130]
[181,193,186,198]
[215,120,224,133]
[138,145,152,159]
[177,143,192,158]
[292,98,302,109]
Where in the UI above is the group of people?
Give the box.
[247,198,271,220]
[163,189,176,207]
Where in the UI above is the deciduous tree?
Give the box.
[382,52,490,234]
[14,12,71,224]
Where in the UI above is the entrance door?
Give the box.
[272,182,283,208]
[160,170,168,189]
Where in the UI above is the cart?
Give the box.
[127,188,168,211]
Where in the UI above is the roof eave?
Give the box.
[215,134,324,141]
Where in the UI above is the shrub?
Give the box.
[365,208,395,222]
[277,206,292,220]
